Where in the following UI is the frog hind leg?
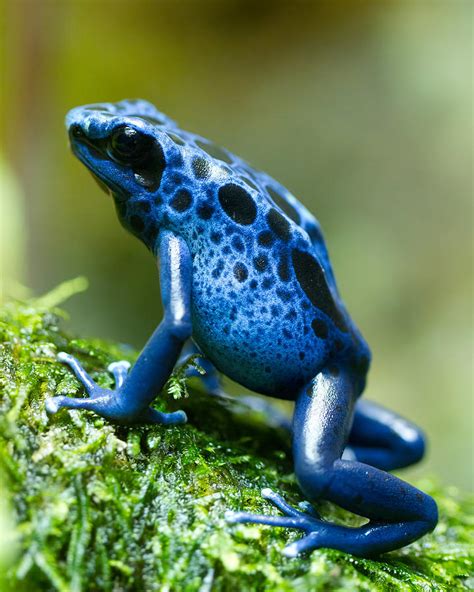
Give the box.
[344,399,426,471]
[227,366,438,558]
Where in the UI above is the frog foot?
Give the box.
[46,352,187,425]
[225,488,330,557]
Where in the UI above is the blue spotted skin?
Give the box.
[46,99,437,558]
[65,100,369,397]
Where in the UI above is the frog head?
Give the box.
[66,100,176,202]
[66,100,187,250]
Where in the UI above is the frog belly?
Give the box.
[191,297,326,398]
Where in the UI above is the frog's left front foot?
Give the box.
[226,488,328,557]
[46,352,187,425]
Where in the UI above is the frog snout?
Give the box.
[68,123,94,151]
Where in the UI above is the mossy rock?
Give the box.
[0,282,472,591]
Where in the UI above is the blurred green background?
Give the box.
[1,1,472,489]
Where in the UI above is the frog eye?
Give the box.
[70,124,85,139]
[109,126,152,162]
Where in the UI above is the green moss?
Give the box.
[0,283,472,591]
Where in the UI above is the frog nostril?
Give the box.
[70,124,85,139]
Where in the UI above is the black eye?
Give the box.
[109,126,151,161]
[70,124,85,139]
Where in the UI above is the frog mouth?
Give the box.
[70,140,124,197]
[88,171,111,195]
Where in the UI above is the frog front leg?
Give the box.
[46,231,192,425]
[227,366,438,557]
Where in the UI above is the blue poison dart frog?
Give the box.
[46,99,437,558]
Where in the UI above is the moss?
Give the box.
[0,282,472,591]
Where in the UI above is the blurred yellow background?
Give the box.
[1,1,472,489]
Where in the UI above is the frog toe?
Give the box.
[45,396,63,415]
[57,351,98,394]
[108,360,131,388]
[45,394,111,416]
[140,407,187,426]
[261,488,321,520]
[225,509,307,530]
[282,533,322,557]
